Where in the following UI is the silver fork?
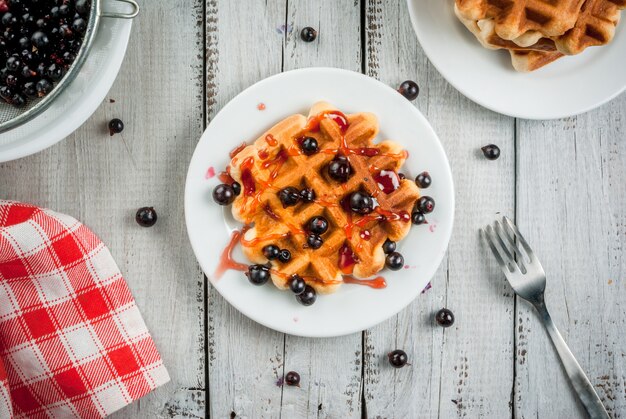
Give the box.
[480,217,609,419]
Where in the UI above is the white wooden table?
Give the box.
[1,1,624,417]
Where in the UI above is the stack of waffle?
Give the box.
[454,0,625,71]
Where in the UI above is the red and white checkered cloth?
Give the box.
[0,201,169,418]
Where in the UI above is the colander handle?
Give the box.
[99,0,140,19]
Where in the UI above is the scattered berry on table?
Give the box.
[108,118,124,136]
[481,144,500,160]
[388,349,409,368]
[262,244,280,260]
[307,233,323,249]
[246,264,270,286]
[416,196,435,214]
[300,136,318,155]
[385,252,404,270]
[212,184,236,206]
[435,308,455,327]
[135,207,157,227]
[382,239,396,254]
[415,171,431,188]
[278,187,300,207]
[278,249,291,263]
[296,285,317,306]
[398,80,419,101]
[300,26,317,42]
[349,191,374,214]
[411,211,426,225]
[285,371,301,386]
[289,275,306,295]
[308,216,328,235]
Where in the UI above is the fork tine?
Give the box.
[502,216,537,263]
[481,226,515,274]
[494,220,527,272]
[490,222,515,265]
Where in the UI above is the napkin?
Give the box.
[0,201,169,418]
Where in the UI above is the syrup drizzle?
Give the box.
[218,168,235,185]
[240,157,256,196]
[305,110,349,133]
[230,143,247,159]
[214,227,250,279]
[338,242,359,274]
[373,170,400,194]
[265,134,278,146]
[343,276,387,289]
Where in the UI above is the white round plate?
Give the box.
[185,68,454,338]
[407,0,626,120]
[0,0,133,163]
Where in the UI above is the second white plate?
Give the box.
[407,0,626,120]
[185,68,454,337]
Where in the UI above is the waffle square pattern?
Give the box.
[226,102,420,294]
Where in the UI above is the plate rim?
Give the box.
[184,66,455,337]
[406,0,626,120]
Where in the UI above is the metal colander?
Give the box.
[0,0,139,133]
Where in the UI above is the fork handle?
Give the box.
[533,301,610,419]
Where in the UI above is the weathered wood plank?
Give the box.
[0,0,207,417]
[279,1,363,417]
[363,1,516,417]
[515,98,626,418]
[205,1,287,418]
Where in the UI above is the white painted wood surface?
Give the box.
[0,0,624,418]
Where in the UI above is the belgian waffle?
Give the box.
[553,0,625,54]
[455,5,565,71]
[455,0,585,41]
[227,102,420,294]
[454,0,624,71]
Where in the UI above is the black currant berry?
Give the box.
[382,239,396,254]
[300,137,318,155]
[262,244,280,260]
[385,252,404,271]
[289,275,306,295]
[285,371,301,386]
[308,216,328,235]
[415,171,431,188]
[296,285,317,306]
[398,80,419,101]
[481,144,500,160]
[212,184,236,206]
[416,196,435,214]
[108,118,124,136]
[388,349,408,368]
[300,27,317,42]
[247,264,270,286]
[135,207,157,227]
[435,308,455,327]
[278,187,300,208]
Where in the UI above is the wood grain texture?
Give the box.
[0,0,207,417]
[280,2,363,417]
[363,1,517,417]
[515,98,626,418]
[1,1,625,417]
[204,1,287,418]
